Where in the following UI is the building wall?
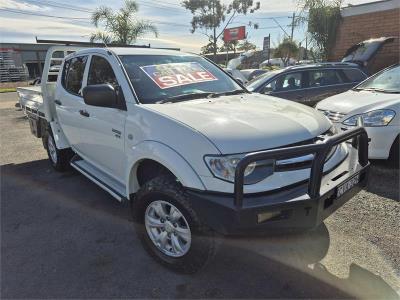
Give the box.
[330,1,400,74]
[0,43,55,79]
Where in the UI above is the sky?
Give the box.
[0,0,374,53]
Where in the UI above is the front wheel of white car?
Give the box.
[131,175,216,274]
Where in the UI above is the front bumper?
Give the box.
[186,127,370,235]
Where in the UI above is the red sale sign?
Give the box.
[223,26,246,42]
[140,62,218,89]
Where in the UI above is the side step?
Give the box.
[70,156,127,202]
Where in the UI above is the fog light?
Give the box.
[257,211,281,223]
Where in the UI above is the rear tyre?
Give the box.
[131,175,216,274]
[45,131,73,172]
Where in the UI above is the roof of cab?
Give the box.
[70,47,193,57]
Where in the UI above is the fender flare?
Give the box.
[49,121,70,149]
[125,140,206,196]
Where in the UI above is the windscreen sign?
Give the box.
[140,62,218,89]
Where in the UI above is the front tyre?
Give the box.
[131,175,216,274]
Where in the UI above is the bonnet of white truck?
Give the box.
[117,50,370,234]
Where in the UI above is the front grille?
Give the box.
[274,129,339,172]
[318,109,346,122]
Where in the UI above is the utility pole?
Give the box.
[305,36,308,60]
[290,12,295,41]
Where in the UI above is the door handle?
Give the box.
[79,110,90,117]
[54,99,62,106]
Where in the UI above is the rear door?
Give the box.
[304,69,353,106]
[55,55,89,151]
[262,71,307,102]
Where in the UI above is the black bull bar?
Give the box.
[234,127,369,208]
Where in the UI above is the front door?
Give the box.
[262,71,307,103]
[78,54,127,181]
[56,55,89,153]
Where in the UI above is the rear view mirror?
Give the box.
[82,84,117,108]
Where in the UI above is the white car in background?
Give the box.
[316,64,400,164]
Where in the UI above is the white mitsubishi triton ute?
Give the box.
[18,45,370,273]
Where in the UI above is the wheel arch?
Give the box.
[126,141,206,197]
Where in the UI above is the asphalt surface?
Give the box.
[1,92,399,299]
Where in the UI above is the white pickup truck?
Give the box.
[18,46,370,273]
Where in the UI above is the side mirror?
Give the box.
[82,84,117,108]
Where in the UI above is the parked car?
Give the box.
[223,67,248,84]
[17,46,370,273]
[341,36,395,74]
[316,64,400,164]
[259,58,296,68]
[240,69,268,81]
[246,62,368,107]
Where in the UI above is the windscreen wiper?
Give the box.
[157,92,216,104]
[209,89,248,97]
[157,89,248,104]
[358,87,400,93]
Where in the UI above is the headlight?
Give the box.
[342,109,396,127]
[204,154,274,184]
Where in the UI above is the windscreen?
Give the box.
[119,54,242,104]
[355,65,400,93]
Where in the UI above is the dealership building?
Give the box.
[0,43,55,82]
[0,41,175,82]
[330,0,400,73]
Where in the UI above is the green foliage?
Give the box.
[298,0,342,60]
[182,0,260,57]
[201,37,220,54]
[90,0,158,45]
[237,39,257,51]
[220,37,239,53]
[274,38,299,66]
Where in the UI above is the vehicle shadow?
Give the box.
[1,159,399,298]
[215,230,399,299]
[367,160,399,201]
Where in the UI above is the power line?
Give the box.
[253,15,292,20]
[257,26,281,29]
[23,0,93,13]
[24,0,185,14]
[144,0,183,7]
[135,1,186,12]
[0,8,190,28]
[0,8,91,20]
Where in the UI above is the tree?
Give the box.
[220,37,238,53]
[298,0,342,60]
[274,38,299,66]
[182,0,260,59]
[237,39,257,51]
[90,0,158,45]
[200,37,220,54]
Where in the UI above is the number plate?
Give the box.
[336,173,360,198]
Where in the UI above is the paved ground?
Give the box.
[1,92,399,299]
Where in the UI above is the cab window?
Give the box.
[341,68,367,82]
[263,72,303,93]
[62,56,88,96]
[87,56,118,88]
[308,69,343,87]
